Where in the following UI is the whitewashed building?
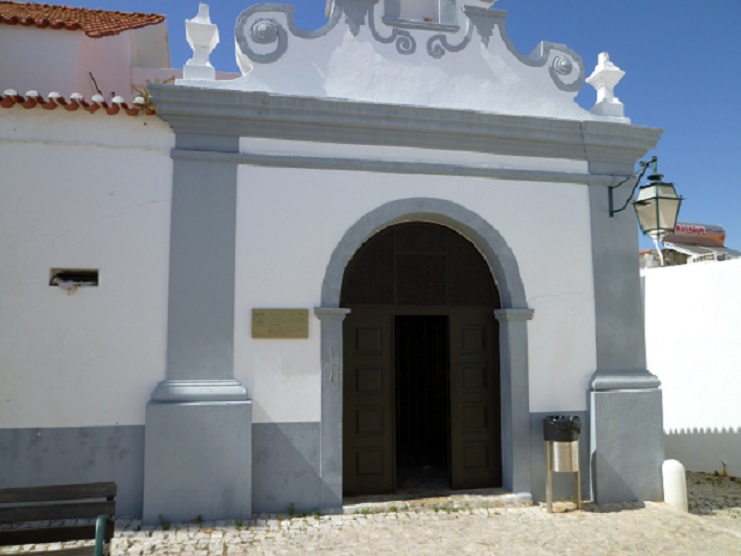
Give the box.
[1,0,667,521]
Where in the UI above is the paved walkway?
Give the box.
[109,500,739,555]
[3,475,741,555]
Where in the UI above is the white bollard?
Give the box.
[662,459,688,512]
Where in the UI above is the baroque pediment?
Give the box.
[179,0,603,120]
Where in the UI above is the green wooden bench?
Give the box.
[0,482,116,555]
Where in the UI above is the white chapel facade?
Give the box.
[0,0,665,520]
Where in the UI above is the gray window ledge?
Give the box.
[381,17,459,33]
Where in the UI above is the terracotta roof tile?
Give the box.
[0,1,164,38]
[1,89,156,116]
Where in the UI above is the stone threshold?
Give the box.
[343,487,533,515]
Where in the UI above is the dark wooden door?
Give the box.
[341,223,502,495]
[449,310,501,489]
[343,311,394,495]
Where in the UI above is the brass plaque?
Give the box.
[252,309,309,339]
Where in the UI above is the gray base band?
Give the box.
[0,425,144,516]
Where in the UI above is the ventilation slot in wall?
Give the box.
[50,268,99,293]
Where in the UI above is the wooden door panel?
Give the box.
[461,325,487,352]
[355,368,382,395]
[343,312,394,495]
[355,447,384,476]
[356,327,383,352]
[462,403,488,431]
[450,311,501,489]
[355,406,385,434]
[462,365,487,390]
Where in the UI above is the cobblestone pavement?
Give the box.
[3,474,740,555]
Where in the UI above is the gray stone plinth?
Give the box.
[143,400,252,524]
[590,387,664,504]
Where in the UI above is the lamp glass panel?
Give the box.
[658,197,681,231]
[633,183,681,239]
[634,199,660,239]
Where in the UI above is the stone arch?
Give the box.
[321,198,526,308]
[315,198,534,509]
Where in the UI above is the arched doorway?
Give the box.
[340,222,501,495]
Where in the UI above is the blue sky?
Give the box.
[64,0,741,250]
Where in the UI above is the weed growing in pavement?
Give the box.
[158,514,170,531]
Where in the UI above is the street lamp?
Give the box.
[609,156,683,266]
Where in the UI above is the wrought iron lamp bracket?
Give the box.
[608,156,657,217]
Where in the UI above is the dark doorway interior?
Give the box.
[395,315,450,490]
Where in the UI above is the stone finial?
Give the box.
[184,4,220,80]
[586,52,625,118]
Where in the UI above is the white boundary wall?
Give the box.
[643,259,741,474]
[0,109,174,429]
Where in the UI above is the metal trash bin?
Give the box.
[543,415,581,512]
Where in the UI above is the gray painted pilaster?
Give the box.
[163,155,239,383]
[314,307,351,511]
[587,162,664,504]
[143,131,252,523]
[587,171,648,372]
[494,308,534,497]
[151,151,247,402]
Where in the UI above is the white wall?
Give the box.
[76,33,133,99]
[0,109,174,428]
[0,24,170,101]
[1,112,599,429]
[644,259,741,473]
[234,139,597,423]
[130,23,170,69]
[0,26,82,96]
